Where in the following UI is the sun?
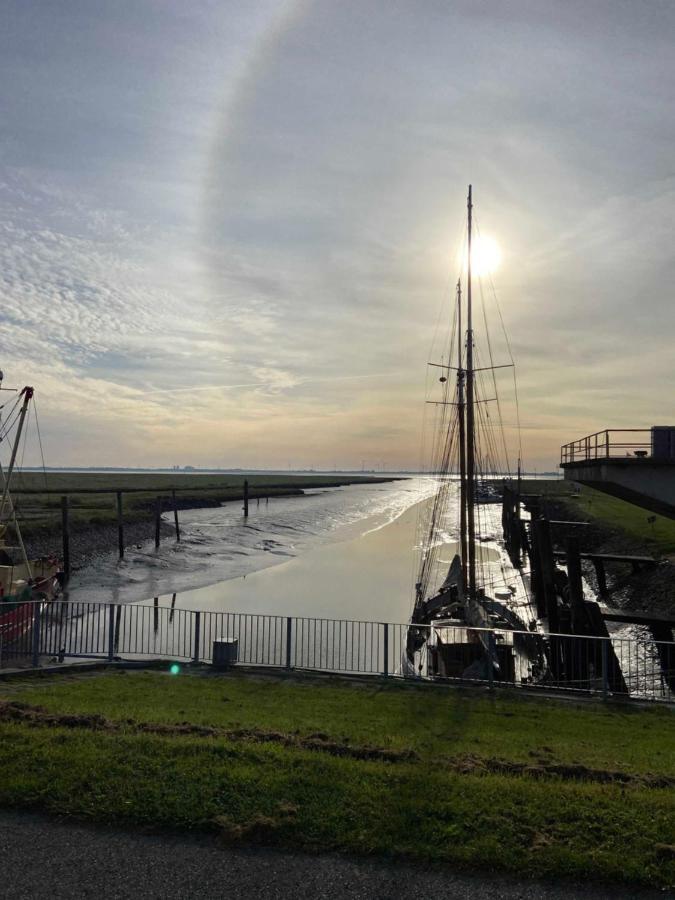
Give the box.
[472,235,502,277]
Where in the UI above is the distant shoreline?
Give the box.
[16,466,562,476]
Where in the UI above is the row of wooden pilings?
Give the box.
[501,485,627,692]
[58,479,254,583]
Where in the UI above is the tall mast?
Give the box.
[465,185,477,600]
[0,386,34,576]
[456,279,467,590]
[0,386,33,522]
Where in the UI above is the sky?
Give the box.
[1,0,674,470]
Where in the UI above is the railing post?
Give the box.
[193,611,201,664]
[107,603,115,661]
[601,638,609,699]
[285,617,292,669]
[605,430,610,458]
[31,602,41,668]
[487,630,495,690]
[382,623,389,677]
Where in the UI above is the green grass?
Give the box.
[0,670,673,887]
[8,472,394,536]
[565,485,675,556]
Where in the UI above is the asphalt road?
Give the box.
[0,811,667,900]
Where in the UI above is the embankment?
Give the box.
[524,486,675,617]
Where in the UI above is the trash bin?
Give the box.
[212,637,238,669]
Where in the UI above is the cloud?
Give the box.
[1,1,674,469]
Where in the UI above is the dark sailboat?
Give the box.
[410,186,537,681]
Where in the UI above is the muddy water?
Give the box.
[67,477,439,620]
[152,495,428,623]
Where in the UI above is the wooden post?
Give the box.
[172,490,180,542]
[528,522,545,619]
[534,519,559,632]
[116,491,124,558]
[566,537,585,627]
[154,496,161,548]
[243,479,249,517]
[61,496,70,582]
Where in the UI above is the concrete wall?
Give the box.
[563,460,675,507]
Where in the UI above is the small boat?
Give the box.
[0,381,63,649]
[474,480,502,504]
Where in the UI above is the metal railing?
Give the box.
[560,429,651,465]
[0,600,672,703]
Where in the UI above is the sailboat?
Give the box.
[410,186,536,681]
[0,379,63,646]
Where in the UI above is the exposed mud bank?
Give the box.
[20,491,317,572]
[20,481,400,575]
[23,518,175,572]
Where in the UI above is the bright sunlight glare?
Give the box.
[472,235,502,277]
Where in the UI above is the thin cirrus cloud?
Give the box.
[1,1,674,469]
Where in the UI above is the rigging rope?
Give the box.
[33,396,49,490]
[414,204,524,605]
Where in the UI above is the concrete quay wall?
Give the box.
[562,459,675,507]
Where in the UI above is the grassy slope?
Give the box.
[0,670,673,887]
[564,485,675,556]
[518,478,675,555]
[9,472,394,535]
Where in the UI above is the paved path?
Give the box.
[0,811,666,899]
